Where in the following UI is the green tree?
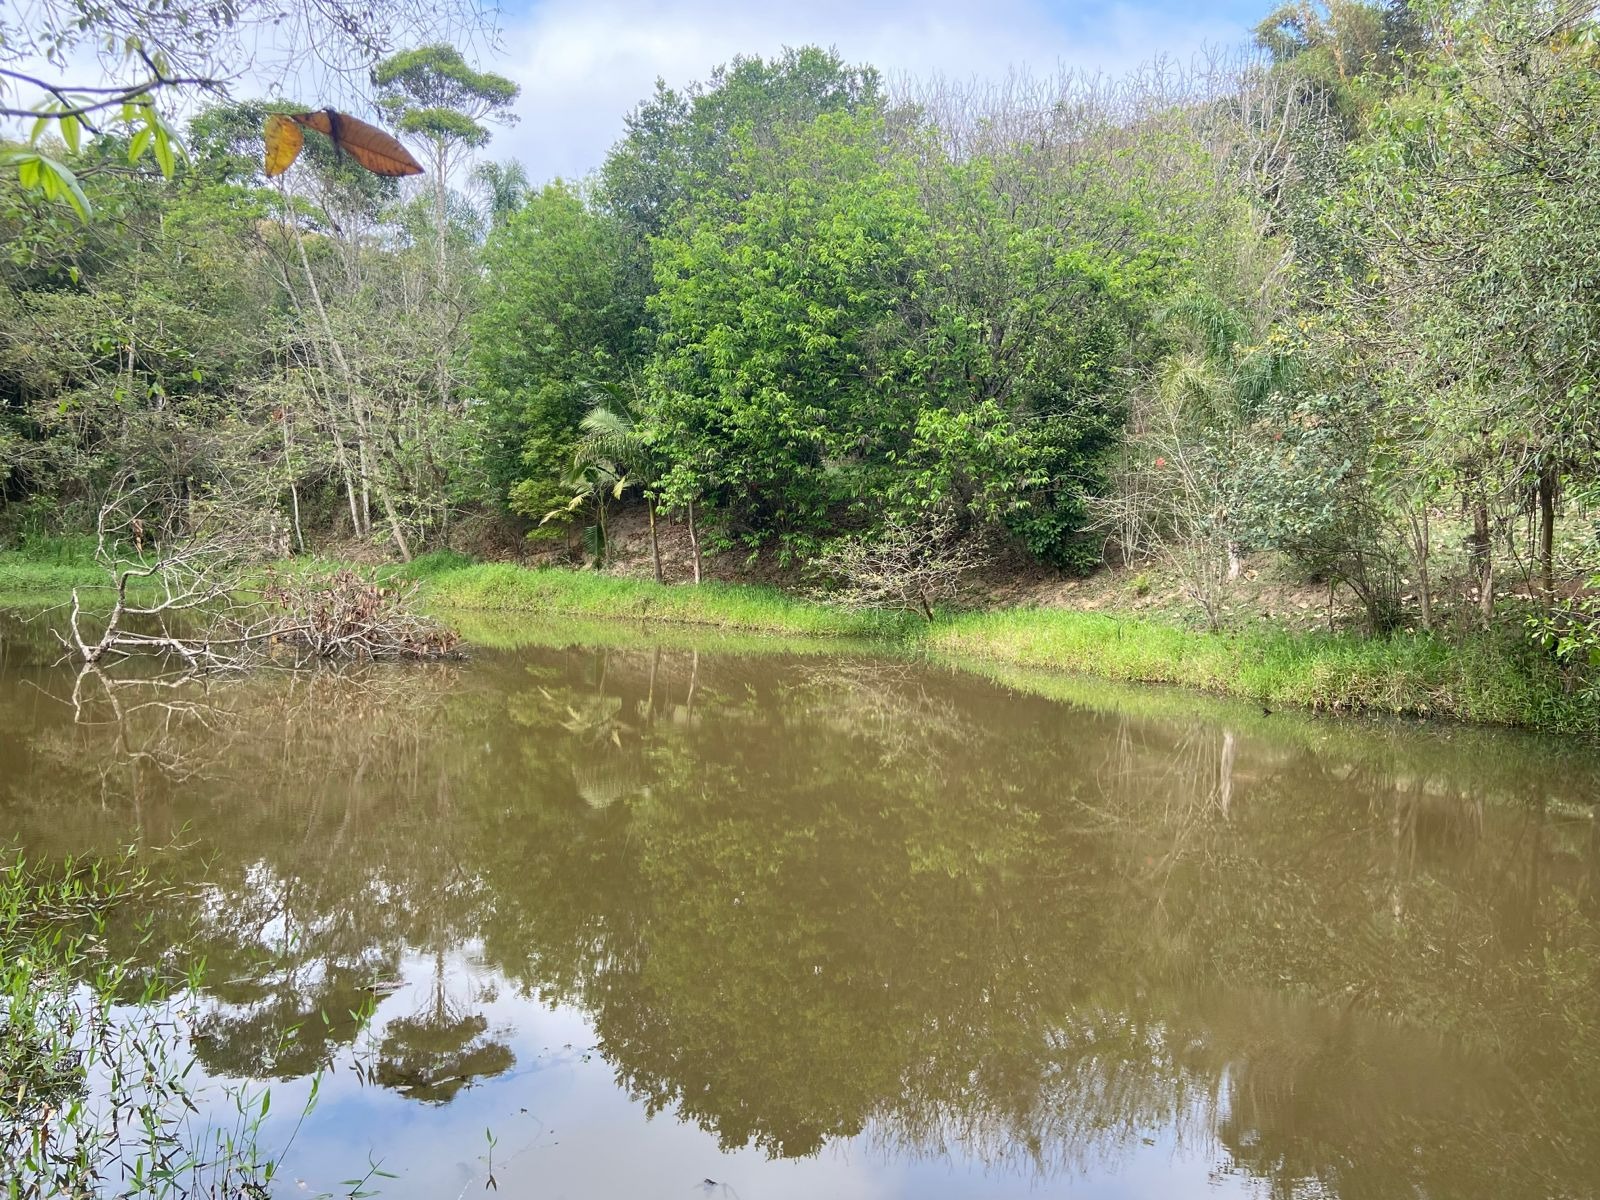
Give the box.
[904,149,1149,568]
[647,110,929,558]
[373,43,520,262]
[601,46,883,240]
[1310,0,1600,628]
[471,183,649,529]
[576,385,667,581]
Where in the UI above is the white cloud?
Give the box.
[486,0,1252,183]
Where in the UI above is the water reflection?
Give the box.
[2,613,1599,1199]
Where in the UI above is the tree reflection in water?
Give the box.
[2,618,1598,1198]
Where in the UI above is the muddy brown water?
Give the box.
[3,607,1600,1199]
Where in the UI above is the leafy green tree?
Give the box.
[471,183,650,529]
[1305,0,1600,630]
[601,47,883,240]
[905,150,1150,568]
[647,110,929,558]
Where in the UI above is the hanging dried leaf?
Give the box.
[290,110,424,177]
[263,113,305,177]
[263,110,424,179]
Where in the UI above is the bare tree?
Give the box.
[61,481,278,673]
[2,0,496,125]
[1087,375,1240,632]
[810,512,989,622]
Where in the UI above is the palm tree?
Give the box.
[545,382,667,581]
[470,159,530,230]
[581,385,665,583]
[543,450,629,569]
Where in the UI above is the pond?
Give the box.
[3,607,1600,1199]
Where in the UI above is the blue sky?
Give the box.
[486,0,1271,181]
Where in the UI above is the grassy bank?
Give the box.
[410,558,1592,735]
[0,535,114,604]
[927,608,1580,729]
[3,543,1592,735]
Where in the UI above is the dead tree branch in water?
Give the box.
[56,480,461,678]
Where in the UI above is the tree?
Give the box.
[373,43,519,263]
[574,385,667,582]
[809,510,987,621]
[647,109,929,559]
[471,183,650,529]
[471,158,530,230]
[1311,0,1600,625]
[901,146,1146,569]
[601,46,883,240]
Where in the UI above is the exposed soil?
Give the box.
[443,503,1593,635]
[579,505,1356,631]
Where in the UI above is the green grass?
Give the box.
[927,608,1572,727]
[417,561,1594,735]
[0,534,114,602]
[423,562,918,638]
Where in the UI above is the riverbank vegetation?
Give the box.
[3,0,1599,728]
[420,560,1581,730]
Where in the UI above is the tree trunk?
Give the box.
[687,501,702,584]
[328,411,362,536]
[1471,497,1494,627]
[1538,460,1558,604]
[432,141,453,421]
[379,483,412,562]
[281,413,305,554]
[433,141,450,283]
[285,190,372,536]
[291,325,360,538]
[355,435,374,537]
[648,499,663,585]
[1408,506,1432,631]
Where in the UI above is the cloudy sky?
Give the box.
[6,0,1267,184]
[483,0,1266,182]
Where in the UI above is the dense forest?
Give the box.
[2,1,1598,684]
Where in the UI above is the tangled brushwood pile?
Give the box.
[256,568,461,662]
[56,482,460,676]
